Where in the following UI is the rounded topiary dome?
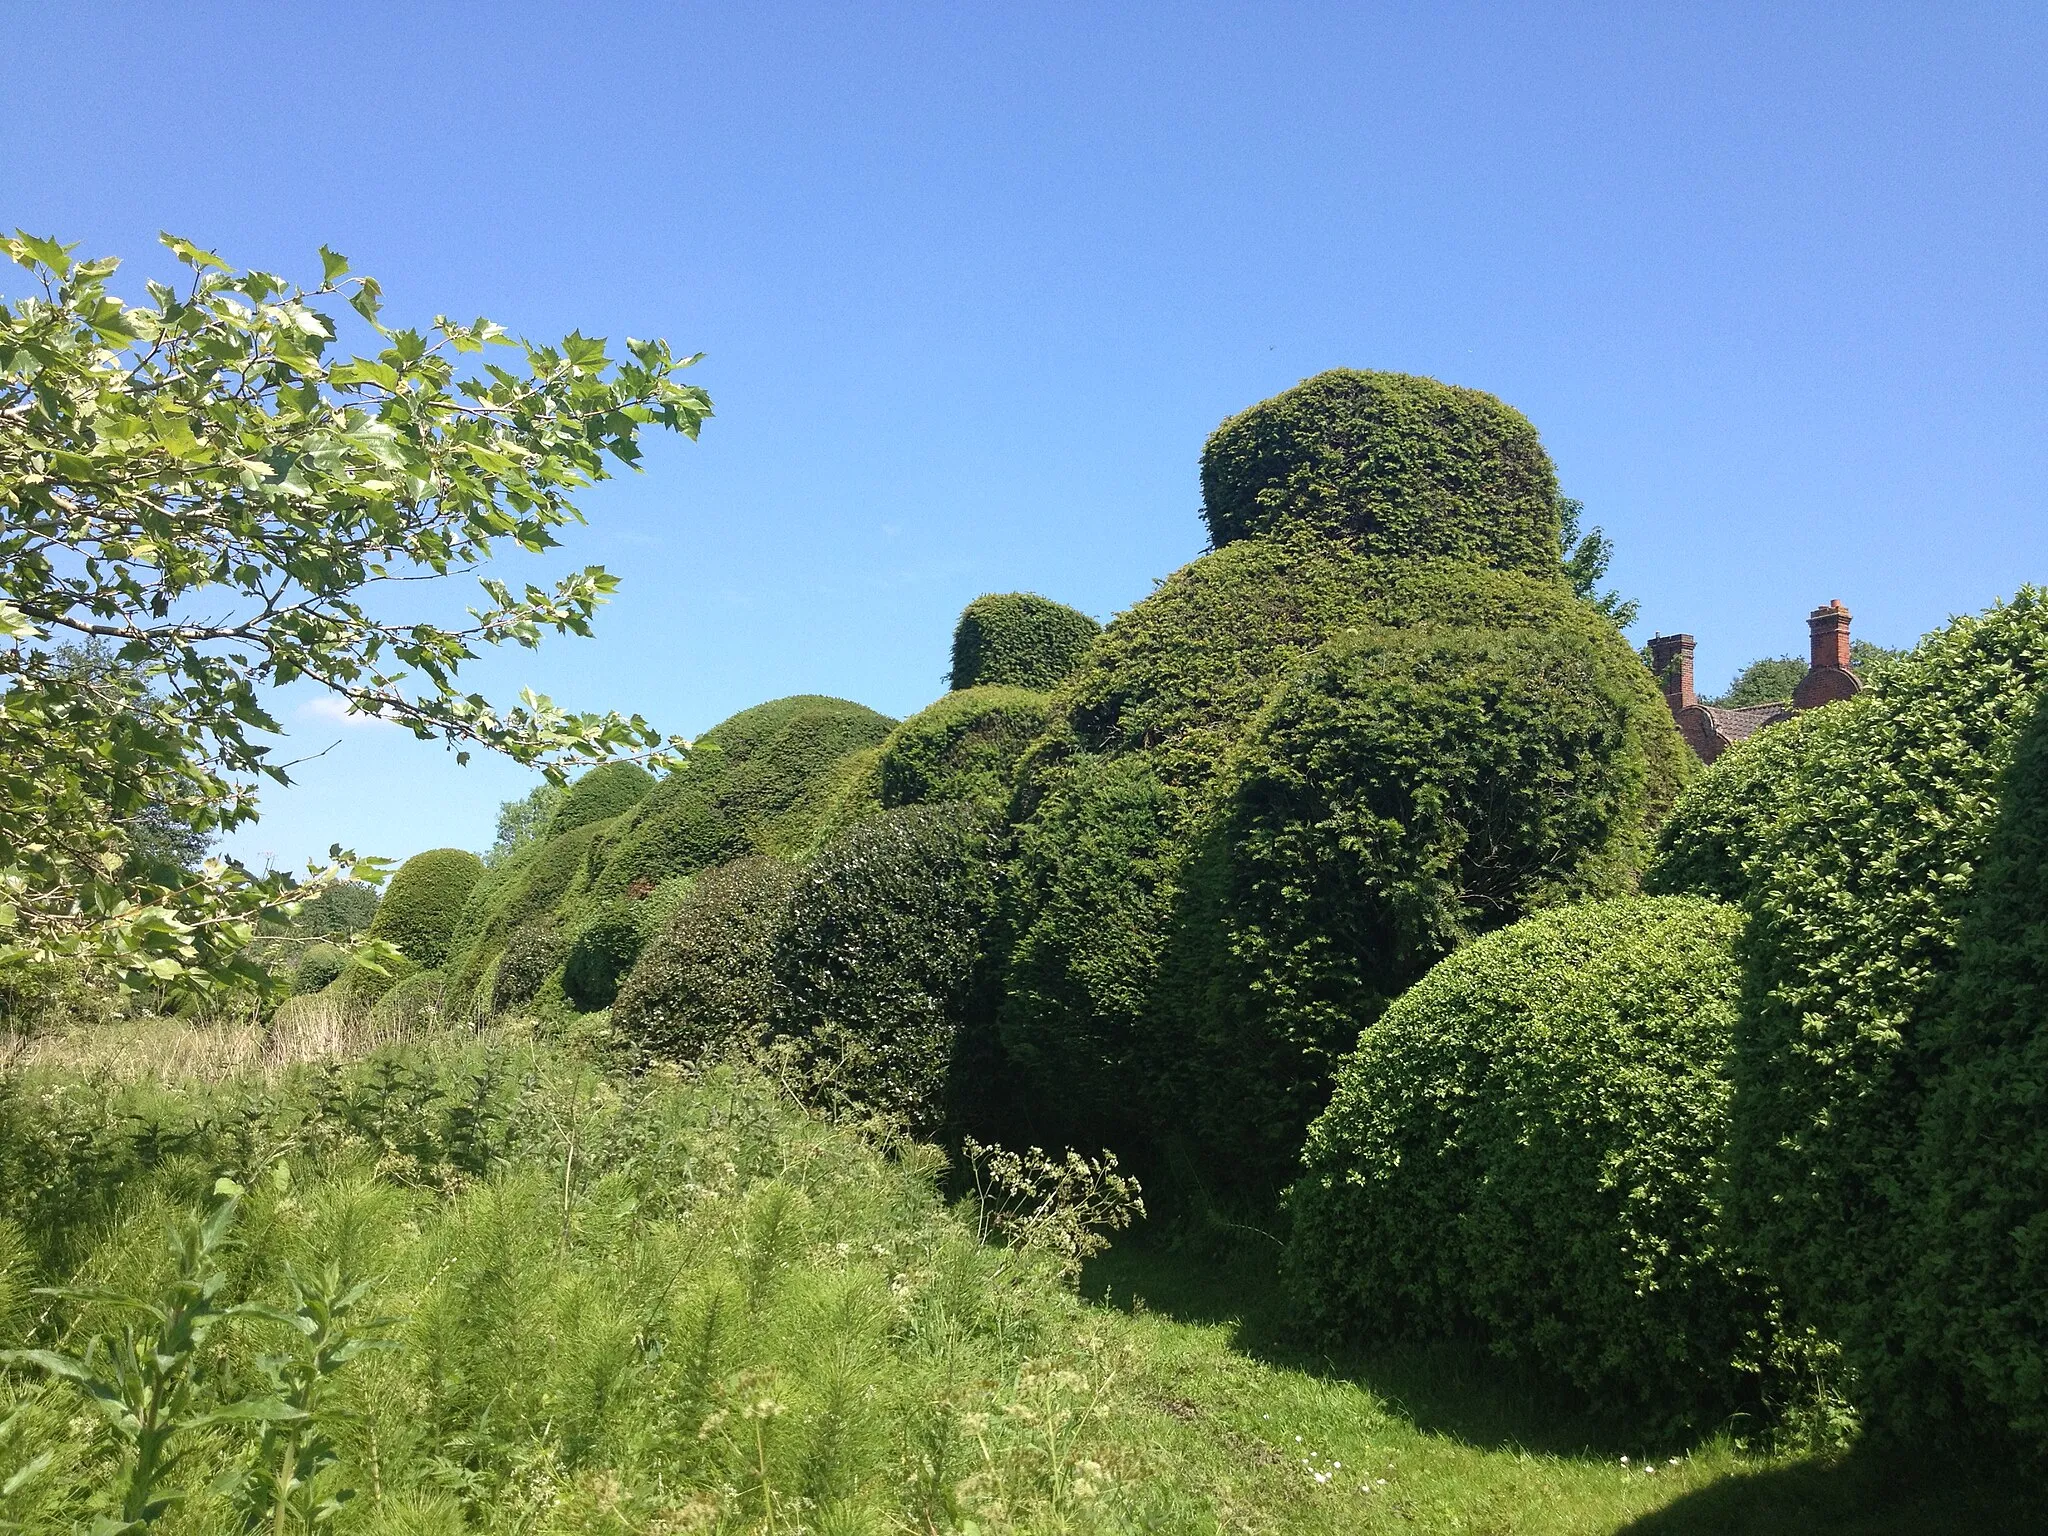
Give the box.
[1200,370,1562,573]
[949,593,1101,692]
[365,848,484,970]
[547,760,656,838]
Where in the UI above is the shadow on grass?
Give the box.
[1082,1234,2048,1533]
[1082,1231,1640,1457]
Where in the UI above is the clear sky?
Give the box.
[5,3,2044,872]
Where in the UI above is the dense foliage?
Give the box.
[1662,592,2048,1435]
[491,919,566,1014]
[771,802,1003,1131]
[1198,370,1561,572]
[365,849,484,971]
[1712,640,1901,707]
[545,759,655,837]
[291,942,346,995]
[948,593,1101,691]
[560,904,646,1010]
[1000,539,1690,1142]
[1151,618,1668,1193]
[1287,898,1770,1427]
[879,685,1053,814]
[612,856,801,1064]
[1912,693,2048,1450]
[487,782,565,866]
[1641,716,1818,904]
[0,234,706,994]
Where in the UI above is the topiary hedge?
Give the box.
[1150,618,1668,1195]
[771,801,1003,1132]
[998,537,1691,1140]
[612,857,801,1065]
[293,943,347,996]
[1699,590,2048,1435]
[948,593,1100,692]
[492,920,567,1015]
[1200,370,1562,572]
[372,968,447,1032]
[877,685,1052,815]
[546,760,655,838]
[590,696,896,900]
[1286,897,1772,1429]
[365,848,485,971]
[1642,715,1820,905]
[1912,689,2048,1451]
[561,905,647,1011]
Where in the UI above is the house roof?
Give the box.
[1702,702,1793,745]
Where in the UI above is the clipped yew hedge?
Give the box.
[561,906,647,1011]
[366,848,484,970]
[877,685,1051,815]
[1151,618,1666,1194]
[546,760,655,838]
[1200,369,1561,572]
[948,593,1100,692]
[613,857,801,1065]
[1287,897,1770,1428]
[771,802,1003,1132]
[292,943,347,996]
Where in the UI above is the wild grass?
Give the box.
[0,1027,2035,1534]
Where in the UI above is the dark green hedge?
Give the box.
[591,695,895,900]
[365,848,484,970]
[877,685,1052,815]
[293,943,347,996]
[1913,690,2048,1451]
[612,857,801,1065]
[1200,370,1562,574]
[998,538,1692,1139]
[770,802,1003,1132]
[1150,619,1666,1195]
[1287,897,1770,1429]
[561,906,647,1011]
[948,593,1100,691]
[492,920,566,1014]
[1710,590,2048,1434]
[546,760,655,838]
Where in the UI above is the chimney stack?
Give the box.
[1647,633,1697,715]
[1792,599,1862,710]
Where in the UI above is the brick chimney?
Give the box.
[1792,599,1862,710]
[1647,633,1697,714]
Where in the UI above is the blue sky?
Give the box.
[5,4,2043,871]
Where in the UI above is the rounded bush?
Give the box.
[998,539,1692,1137]
[365,848,485,970]
[546,760,655,838]
[1287,897,1770,1428]
[561,906,646,1011]
[336,949,418,1017]
[372,968,447,1032]
[1150,619,1668,1194]
[1913,692,2048,1450]
[877,685,1052,815]
[613,857,801,1065]
[492,920,567,1015]
[1200,370,1561,573]
[293,943,347,996]
[1643,715,1820,905]
[1709,590,2048,1432]
[771,802,1003,1132]
[948,593,1101,691]
[592,696,895,900]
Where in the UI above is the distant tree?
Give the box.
[1711,639,1904,707]
[0,232,709,997]
[488,783,567,866]
[1559,497,1639,631]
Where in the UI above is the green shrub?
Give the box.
[546,760,655,837]
[613,857,801,1065]
[492,920,567,1015]
[592,696,895,899]
[771,802,1003,1132]
[878,685,1052,814]
[1714,590,2048,1433]
[948,593,1101,691]
[1150,619,1666,1195]
[1913,692,2048,1450]
[292,943,347,996]
[999,540,1691,1137]
[366,848,485,970]
[1643,716,1820,905]
[561,906,646,1011]
[336,949,419,1016]
[1287,897,1770,1428]
[1199,370,1562,572]
[373,968,448,1031]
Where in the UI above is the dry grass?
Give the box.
[0,992,430,1084]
